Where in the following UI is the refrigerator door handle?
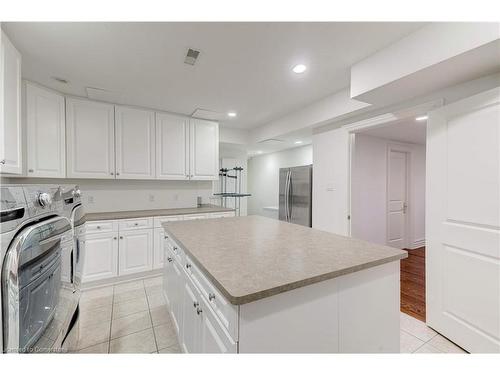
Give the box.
[286,170,292,222]
[284,170,289,221]
[288,172,292,221]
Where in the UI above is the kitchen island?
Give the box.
[161,215,407,353]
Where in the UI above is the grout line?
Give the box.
[108,284,116,353]
[144,284,159,353]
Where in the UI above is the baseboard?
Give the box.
[81,269,163,291]
[408,239,425,249]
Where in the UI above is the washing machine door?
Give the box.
[2,215,72,353]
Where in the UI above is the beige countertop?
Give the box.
[163,215,407,305]
[85,205,235,221]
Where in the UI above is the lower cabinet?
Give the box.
[118,228,153,276]
[164,239,237,353]
[82,232,119,283]
[153,227,166,270]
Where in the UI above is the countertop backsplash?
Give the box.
[4,177,214,213]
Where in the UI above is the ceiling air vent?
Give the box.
[257,138,285,145]
[184,48,200,65]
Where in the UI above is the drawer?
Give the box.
[118,217,153,231]
[209,211,235,219]
[189,258,238,340]
[85,221,117,234]
[154,215,183,228]
[182,214,209,221]
[165,236,185,265]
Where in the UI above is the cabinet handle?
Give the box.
[164,235,168,239]
[28,169,34,173]
[167,257,173,262]
[116,172,120,176]
[120,236,123,239]
[186,263,191,269]
[193,301,199,308]
[134,223,138,226]
[96,226,101,229]
[110,172,114,175]
[113,237,117,240]
[196,307,203,315]
[0,159,5,165]
[208,293,216,302]
[173,246,178,251]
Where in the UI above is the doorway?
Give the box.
[349,116,427,321]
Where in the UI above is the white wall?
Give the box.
[5,177,213,213]
[351,134,425,248]
[247,145,312,219]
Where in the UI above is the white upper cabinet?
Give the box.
[156,112,189,180]
[25,82,66,178]
[189,119,219,180]
[66,97,115,178]
[0,31,22,175]
[115,106,155,179]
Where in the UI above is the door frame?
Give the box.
[386,144,412,249]
[344,99,442,237]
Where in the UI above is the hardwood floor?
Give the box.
[400,247,426,322]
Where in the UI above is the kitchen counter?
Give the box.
[84,204,235,221]
[163,215,407,305]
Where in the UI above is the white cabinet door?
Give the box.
[199,297,237,353]
[189,119,219,180]
[181,277,202,353]
[156,112,189,180]
[153,227,166,270]
[82,232,119,283]
[427,87,500,353]
[25,82,66,178]
[115,106,155,179]
[118,228,153,276]
[0,31,22,175]
[66,97,115,178]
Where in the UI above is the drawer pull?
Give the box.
[164,235,168,239]
[208,293,216,302]
[113,237,117,240]
[186,263,191,269]
[134,223,138,226]
[193,301,199,308]
[120,236,123,239]
[96,226,101,229]
[167,257,173,262]
[196,307,203,315]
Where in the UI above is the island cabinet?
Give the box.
[161,215,407,353]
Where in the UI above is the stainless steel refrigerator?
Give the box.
[279,165,312,227]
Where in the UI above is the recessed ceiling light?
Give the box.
[256,151,263,154]
[415,115,428,121]
[292,64,307,74]
[295,140,303,144]
[227,112,237,118]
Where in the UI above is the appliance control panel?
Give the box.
[23,186,63,217]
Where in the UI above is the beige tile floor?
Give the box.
[77,276,467,354]
[77,276,181,354]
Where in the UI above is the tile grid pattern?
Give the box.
[77,276,467,354]
[77,277,181,354]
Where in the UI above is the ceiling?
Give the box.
[358,117,427,144]
[3,22,424,129]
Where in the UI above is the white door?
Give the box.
[118,229,153,276]
[82,232,119,283]
[156,112,189,180]
[153,227,166,270]
[66,97,115,178]
[189,119,219,180]
[0,31,22,175]
[26,82,66,178]
[181,278,202,353]
[427,87,500,353]
[115,106,155,179]
[387,150,408,249]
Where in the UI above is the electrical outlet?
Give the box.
[87,196,94,204]
[149,194,155,202]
